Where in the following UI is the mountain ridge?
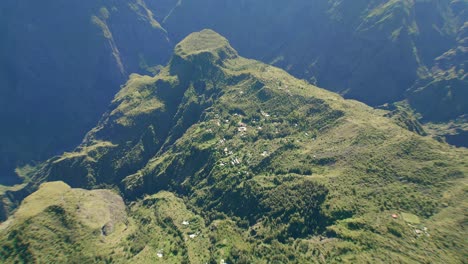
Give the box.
[1,0,466,186]
[0,0,173,184]
[1,30,466,263]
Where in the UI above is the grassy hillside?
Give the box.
[1,30,466,263]
[163,0,467,144]
[1,0,465,186]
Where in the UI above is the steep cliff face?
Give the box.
[1,0,466,184]
[159,0,467,145]
[2,31,466,262]
[0,0,172,184]
[408,16,467,145]
[163,0,464,105]
[411,14,467,116]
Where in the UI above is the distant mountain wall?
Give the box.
[0,0,173,183]
[0,0,466,183]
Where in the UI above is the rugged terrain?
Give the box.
[163,0,467,130]
[0,0,172,184]
[1,0,466,185]
[1,30,466,263]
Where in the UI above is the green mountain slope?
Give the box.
[163,0,467,145]
[0,182,128,263]
[1,30,466,263]
[0,0,173,184]
[164,0,465,104]
[1,0,466,185]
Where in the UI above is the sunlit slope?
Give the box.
[1,30,466,263]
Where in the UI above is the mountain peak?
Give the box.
[174,29,237,60]
[2,27,467,263]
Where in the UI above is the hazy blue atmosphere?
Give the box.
[0,1,466,263]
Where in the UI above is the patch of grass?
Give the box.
[401,212,421,224]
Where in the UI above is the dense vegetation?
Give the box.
[1,30,466,263]
[1,0,466,184]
